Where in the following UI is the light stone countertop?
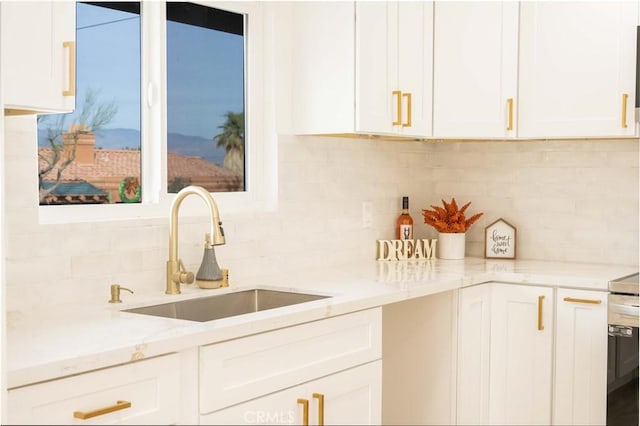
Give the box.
[6,257,637,389]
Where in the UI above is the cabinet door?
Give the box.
[2,1,76,114]
[433,1,518,138]
[199,308,381,413]
[200,381,304,425]
[518,1,638,138]
[489,284,554,425]
[457,284,492,425]
[292,1,355,135]
[308,360,382,425]
[356,1,433,137]
[200,361,382,425]
[553,289,608,426]
[396,1,433,137]
[7,354,181,425]
[355,1,397,135]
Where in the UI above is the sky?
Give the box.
[61,2,244,141]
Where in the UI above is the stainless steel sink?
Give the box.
[123,289,330,322]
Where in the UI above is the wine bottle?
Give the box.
[396,196,414,240]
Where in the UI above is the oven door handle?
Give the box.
[610,303,640,317]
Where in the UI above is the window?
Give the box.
[38,1,274,223]
[166,2,246,194]
[37,2,142,205]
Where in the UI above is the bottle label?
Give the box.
[399,224,413,240]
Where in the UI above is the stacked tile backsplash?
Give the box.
[4,115,639,311]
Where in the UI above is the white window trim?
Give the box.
[38,0,277,224]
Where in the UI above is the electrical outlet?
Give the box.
[362,201,373,228]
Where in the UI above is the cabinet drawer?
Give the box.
[200,308,382,413]
[8,353,181,425]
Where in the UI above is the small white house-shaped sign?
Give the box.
[484,218,516,259]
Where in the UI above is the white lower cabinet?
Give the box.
[7,353,181,425]
[200,361,382,425]
[199,308,383,425]
[553,288,608,425]
[489,284,554,425]
[458,283,608,425]
[456,283,492,424]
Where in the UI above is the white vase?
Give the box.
[438,232,466,260]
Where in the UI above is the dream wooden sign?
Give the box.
[484,218,516,259]
[376,239,438,261]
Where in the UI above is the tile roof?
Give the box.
[41,181,107,196]
[39,146,244,200]
[39,148,239,181]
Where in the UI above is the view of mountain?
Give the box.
[37,128,226,166]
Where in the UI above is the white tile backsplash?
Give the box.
[4,115,639,310]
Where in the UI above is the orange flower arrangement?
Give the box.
[422,197,483,233]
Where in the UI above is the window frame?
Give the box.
[38,0,277,224]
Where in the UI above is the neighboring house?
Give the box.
[41,181,109,204]
[39,130,243,204]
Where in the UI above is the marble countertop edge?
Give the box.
[6,257,637,389]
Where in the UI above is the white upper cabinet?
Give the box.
[433,1,518,138]
[292,1,433,138]
[1,1,76,114]
[518,1,638,138]
[356,1,433,137]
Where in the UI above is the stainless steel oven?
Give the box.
[607,272,639,426]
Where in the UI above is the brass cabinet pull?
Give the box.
[73,400,131,420]
[537,295,545,331]
[313,393,325,426]
[62,41,76,96]
[402,92,412,127]
[621,93,628,128]
[297,398,309,426]
[392,90,402,126]
[563,297,602,305]
[506,98,514,130]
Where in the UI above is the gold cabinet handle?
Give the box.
[506,98,514,130]
[563,297,602,305]
[621,93,628,128]
[62,41,75,96]
[313,393,325,426]
[297,398,309,426]
[392,90,402,126]
[402,92,412,127]
[73,400,131,420]
[537,295,545,331]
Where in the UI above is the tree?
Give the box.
[38,88,118,204]
[213,111,244,176]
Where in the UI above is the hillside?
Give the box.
[37,128,226,166]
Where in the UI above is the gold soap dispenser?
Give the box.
[109,284,134,303]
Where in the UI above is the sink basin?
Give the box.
[123,289,330,322]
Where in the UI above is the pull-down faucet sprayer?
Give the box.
[166,185,225,295]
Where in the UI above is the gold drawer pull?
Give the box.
[506,98,514,130]
[537,295,545,331]
[621,93,628,128]
[564,297,602,305]
[297,398,309,426]
[73,400,131,420]
[402,92,412,127]
[62,41,75,96]
[313,393,325,426]
[392,90,402,126]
